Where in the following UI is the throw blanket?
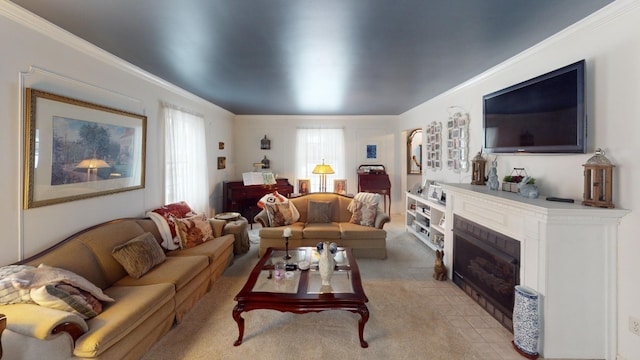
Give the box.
[347,192,381,213]
[146,201,196,250]
[9,264,113,302]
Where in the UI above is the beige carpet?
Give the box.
[141,218,529,360]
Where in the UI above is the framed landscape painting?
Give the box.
[23,88,147,208]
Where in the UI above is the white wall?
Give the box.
[397,1,640,358]
[0,3,235,264]
[233,115,399,211]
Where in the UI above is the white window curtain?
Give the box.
[162,102,209,214]
[295,128,345,192]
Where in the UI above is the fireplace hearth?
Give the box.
[452,215,520,331]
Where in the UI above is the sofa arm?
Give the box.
[374,211,391,229]
[0,304,87,342]
[254,210,270,228]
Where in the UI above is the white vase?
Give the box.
[318,242,335,286]
[513,285,540,359]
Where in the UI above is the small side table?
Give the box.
[215,213,250,254]
[1,313,6,359]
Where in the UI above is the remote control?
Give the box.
[546,197,574,203]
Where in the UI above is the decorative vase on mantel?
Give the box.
[318,241,335,286]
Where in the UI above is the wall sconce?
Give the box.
[312,159,334,192]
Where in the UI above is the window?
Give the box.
[161,102,209,214]
[295,128,345,192]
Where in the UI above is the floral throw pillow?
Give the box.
[258,191,300,227]
[349,200,378,227]
[175,214,214,249]
[265,202,296,227]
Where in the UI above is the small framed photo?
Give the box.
[298,179,310,195]
[365,143,379,161]
[428,184,443,202]
[217,157,226,169]
[438,214,446,228]
[333,179,347,194]
[218,141,225,150]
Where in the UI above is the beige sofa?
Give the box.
[0,217,234,360]
[254,193,390,259]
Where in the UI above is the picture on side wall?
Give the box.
[23,88,147,209]
[425,121,442,171]
[365,143,379,161]
[446,109,470,173]
[298,179,310,195]
[217,157,226,169]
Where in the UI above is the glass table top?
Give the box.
[251,247,354,295]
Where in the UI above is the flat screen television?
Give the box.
[483,60,586,154]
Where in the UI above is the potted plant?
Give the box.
[502,174,535,193]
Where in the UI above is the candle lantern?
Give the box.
[471,151,487,185]
[582,148,614,208]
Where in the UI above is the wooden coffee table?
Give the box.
[232,247,370,347]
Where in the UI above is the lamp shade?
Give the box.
[312,159,334,174]
[312,164,334,175]
[76,158,110,169]
[312,159,334,192]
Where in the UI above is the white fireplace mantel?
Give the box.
[441,184,629,360]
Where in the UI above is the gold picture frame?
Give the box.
[217,157,226,169]
[298,179,310,195]
[333,179,347,194]
[24,89,147,208]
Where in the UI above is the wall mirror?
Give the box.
[407,128,422,174]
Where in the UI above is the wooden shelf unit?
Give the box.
[405,192,445,251]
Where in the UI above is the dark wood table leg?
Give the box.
[0,314,6,359]
[232,304,245,346]
[357,305,369,348]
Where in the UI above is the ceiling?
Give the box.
[11,0,613,115]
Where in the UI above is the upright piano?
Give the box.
[223,179,294,226]
[357,165,391,214]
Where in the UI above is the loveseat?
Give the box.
[254,192,390,259]
[0,216,234,360]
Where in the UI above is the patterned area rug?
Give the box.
[141,218,524,360]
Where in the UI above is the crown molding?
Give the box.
[0,1,229,112]
[406,0,640,112]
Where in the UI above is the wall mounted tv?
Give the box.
[483,60,586,154]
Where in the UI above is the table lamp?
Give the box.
[312,159,334,192]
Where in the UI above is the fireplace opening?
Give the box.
[452,215,520,331]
